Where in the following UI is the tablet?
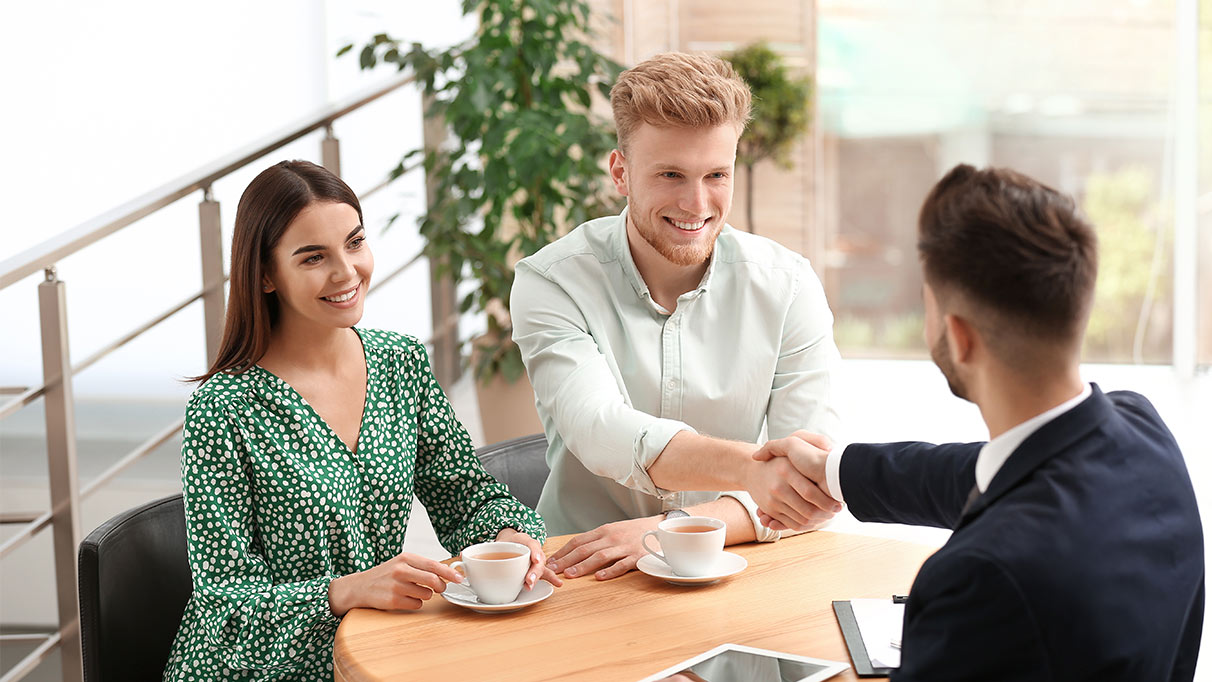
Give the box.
[637,643,850,682]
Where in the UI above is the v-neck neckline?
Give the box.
[252,327,371,457]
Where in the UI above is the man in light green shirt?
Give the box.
[511,52,842,581]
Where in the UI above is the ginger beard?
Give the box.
[629,209,724,266]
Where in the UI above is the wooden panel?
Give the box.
[733,139,814,255]
[681,0,810,47]
[586,0,821,263]
[633,0,677,59]
[588,0,626,63]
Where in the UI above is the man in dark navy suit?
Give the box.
[755,164,1204,681]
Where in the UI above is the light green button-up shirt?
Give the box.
[511,208,841,541]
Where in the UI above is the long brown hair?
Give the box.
[190,160,363,384]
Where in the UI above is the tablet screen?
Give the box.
[672,648,833,682]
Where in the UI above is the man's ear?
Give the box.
[608,149,629,197]
[944,313,976,365]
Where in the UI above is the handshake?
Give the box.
[744,431,841,532]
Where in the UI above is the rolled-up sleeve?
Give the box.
[512,260,693,498]
[719,490,781,542]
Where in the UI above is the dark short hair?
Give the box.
[190,160,362,384]
[917,164,1098,349]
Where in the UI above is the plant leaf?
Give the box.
[351,0,624,381]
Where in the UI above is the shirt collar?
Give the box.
[974,382,1093,492]
[614,206,652,302]
[612,205,721,309]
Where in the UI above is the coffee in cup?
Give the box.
[641,516,726,577]
[450,541,531,604]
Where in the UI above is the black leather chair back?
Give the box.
[78,494,192,682]
[476,433,550,509]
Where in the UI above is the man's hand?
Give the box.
[754,430,833,484]
[546,516,662,580]
[495,528,564,589]
[745,430,840,531]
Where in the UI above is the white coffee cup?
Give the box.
[450,541,531,604]
[640,516,726,577]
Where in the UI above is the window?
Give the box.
[818,0,1203,366]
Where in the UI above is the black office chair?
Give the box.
[476,433,550,509]
[78,494,193,682]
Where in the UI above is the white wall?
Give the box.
[0,0,474,400]
[0,0,474,627]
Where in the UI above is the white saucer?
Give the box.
[636,551,748,586]
[440,579,554,613]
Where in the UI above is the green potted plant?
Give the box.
[346,0,622,440]
[725,41,813,235]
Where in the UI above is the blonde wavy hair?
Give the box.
[609,52,752,152]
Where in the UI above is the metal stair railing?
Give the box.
[0,64,460,682]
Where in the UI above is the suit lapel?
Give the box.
[957,384,1114,527]
[959,483,982,517]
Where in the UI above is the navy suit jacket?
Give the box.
[841,386,1204,681]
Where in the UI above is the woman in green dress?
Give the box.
[163,160,558,681]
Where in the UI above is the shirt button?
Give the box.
[666,379,677,389]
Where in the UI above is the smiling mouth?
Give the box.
[321,283,360,303]
[665,217,709,232]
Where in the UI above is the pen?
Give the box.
[892,594,908,604]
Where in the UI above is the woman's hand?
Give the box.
[496,528,564,589]
[328,552,463,617]
[546,516,661,580]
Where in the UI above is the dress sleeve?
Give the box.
[407,342,546,552]
[179,392,341,673]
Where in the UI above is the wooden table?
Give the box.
[333,531,936,682]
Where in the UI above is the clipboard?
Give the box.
[832,601,897,678]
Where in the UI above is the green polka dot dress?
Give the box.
[163,329,544,681]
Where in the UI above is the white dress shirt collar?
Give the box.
[974,383,1092,492]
